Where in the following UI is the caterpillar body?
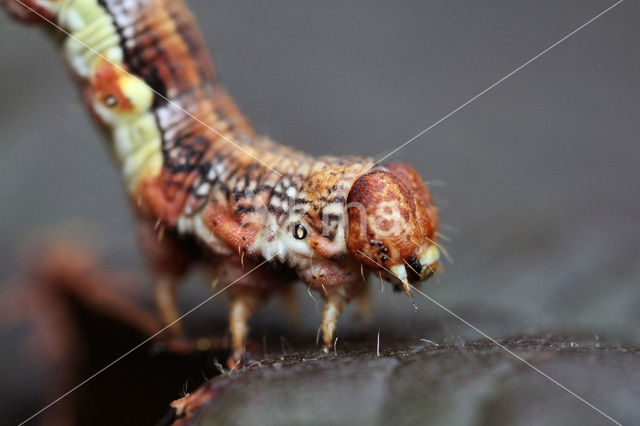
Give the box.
[5,0,441,363]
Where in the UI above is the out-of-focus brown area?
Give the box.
[0,242,233,425]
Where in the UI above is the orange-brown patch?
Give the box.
[90,63,135,112]
[201,202,258,253]
[347,168,437,271]
[136,171,197,226]
[386,162,439,241]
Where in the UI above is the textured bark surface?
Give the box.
[168,338,640,426]
[6,246,639,426]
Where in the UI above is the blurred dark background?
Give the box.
[1,0,638,424]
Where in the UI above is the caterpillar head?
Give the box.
[347,162,440,305]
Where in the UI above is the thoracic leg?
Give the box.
[355,283,373,323]
[137,221,191,337]
[154,276,183,334]
[321,289,347,353]
[228,290,260,365]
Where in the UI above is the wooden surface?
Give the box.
[168,336,639,425]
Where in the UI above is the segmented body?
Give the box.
[31,0,375,276]
[6,0,441,359]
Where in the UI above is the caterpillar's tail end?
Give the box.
[3,0,60,23]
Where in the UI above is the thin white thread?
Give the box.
[409,284,622,425]
[12,0,282,176]
[18,256,275,425]
[357,250,622,426]
[373,0,624,167]
[11,1,625,423]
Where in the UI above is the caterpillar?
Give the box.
[4,0,441,364]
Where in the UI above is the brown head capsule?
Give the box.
[347,162,439,305]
